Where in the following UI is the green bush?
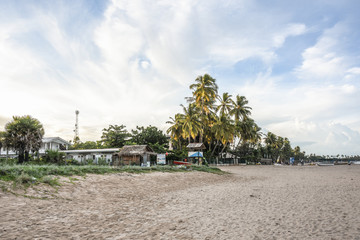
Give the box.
[97,157,108,166]
[0,164,225,187]
[44,150,65,165]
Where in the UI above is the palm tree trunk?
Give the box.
[209,141,219,162]
[220,142,227,155]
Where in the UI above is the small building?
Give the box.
[112,145,157,166]
[186,143,206,164]
[260,158,273,165]
[61,148,120,164]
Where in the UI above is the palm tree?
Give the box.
[230,95,252,122]
[190,74,218,143]
[294,146,301,161]
[180,103,202,143]
[248,121,262,145]
[210,114,235,159]
[216,92,234,116]
[166,114,185,149]
[3,115,45,163]
[265,132,277,160]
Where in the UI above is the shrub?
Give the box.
[44,150,65,165]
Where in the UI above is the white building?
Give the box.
[60,148,120,164]
[0,137,70,157]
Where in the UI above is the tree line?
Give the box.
[70,125,168,154]
[0,116,168,163]
[166,74,305,163]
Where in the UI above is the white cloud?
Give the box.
[347,67,360,75]
[0,0,359,156]
[295,22,358,81]
[272,23,307,48]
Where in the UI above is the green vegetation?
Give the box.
[2,115,45,163]
[69,125,168,152]
[166,73,305,164]
[0,164,225,187]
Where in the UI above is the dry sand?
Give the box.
[1,165,360,239]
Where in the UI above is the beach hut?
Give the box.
[186,143,206,164]
[112,145,157,166]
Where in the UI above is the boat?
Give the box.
[173,161,192,166]
[351,161,360,165]
[317,162,334,166]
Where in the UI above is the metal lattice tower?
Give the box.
[74,110,80,143]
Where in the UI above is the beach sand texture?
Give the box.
[1,165,360,239]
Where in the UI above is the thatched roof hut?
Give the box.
[113,145,157,166]
[186,143,206,151]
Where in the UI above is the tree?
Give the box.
[70,140,102,150]
[230,95,252,122]
[0,131,5,156]
[210,114,235,158]
[216,92,234,116]
[190,74,218,143]
[131,125,167,145]
[101,125,130,148]
[179,103,202,143]
[280,138,292,163]
[3,115,45,163]
[166,114,185,150]
[265,132,277,160]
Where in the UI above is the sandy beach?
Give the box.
[1,165,360,239]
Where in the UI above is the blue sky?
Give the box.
[1,0,360,155]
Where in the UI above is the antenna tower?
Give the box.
[74,110,80,143]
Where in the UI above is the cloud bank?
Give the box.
[1,0,360,155]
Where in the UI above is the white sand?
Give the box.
[1,165,360,239]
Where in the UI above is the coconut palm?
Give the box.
[166,114,185,149]
[190,74,218,143]
[264,132,277,160]
[216,92,234,116]
[179,103,202,143]
[210,113,235,158]
[230,95,252,122]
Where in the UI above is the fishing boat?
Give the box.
[173,161,192,166]
[317,162,334,166]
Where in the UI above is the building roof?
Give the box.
[60,148,120,154]
[43,137,71,145]
[186,143,206,150]
[117,145,157,156]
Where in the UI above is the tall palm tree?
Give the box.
[210,114,235,158]
[235,118,262,147]
[166,114,185,149]
[180,103,202,143]
[190,74,218,143]
[216,92,234,116]
[294,146,301,160]
[248,121,262,145]
[265,132,277,160]
[230,95,252,122]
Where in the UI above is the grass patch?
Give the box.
[0,164,225,188]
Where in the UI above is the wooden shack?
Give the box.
[112,145,157,166]
[186,143,206,164]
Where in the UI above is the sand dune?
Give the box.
[1,165,360,239]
